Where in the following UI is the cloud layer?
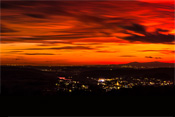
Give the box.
[1,1,174,65]
[1,1,174,44]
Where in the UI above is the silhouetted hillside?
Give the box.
[1,66,57,96]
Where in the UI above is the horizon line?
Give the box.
[1,61,175,67]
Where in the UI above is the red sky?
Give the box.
[1,0,175,65]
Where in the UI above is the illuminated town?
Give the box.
[25,64,174,95]
[55,77,90,93]
[1,63,175,96]
[52,75,174,93]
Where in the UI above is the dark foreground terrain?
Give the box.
[1,66,174,96]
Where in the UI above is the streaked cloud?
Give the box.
[12,46,95,50]
[120,55,136,57]
[1,1,174,65]
[1,1,174,44]
[145,56,162,59]
[96,50,118,53]
[23,53,55,55]
[140,50,175,54]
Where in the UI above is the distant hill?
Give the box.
[117,61,174,68]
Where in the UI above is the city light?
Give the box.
[98,78,105,82]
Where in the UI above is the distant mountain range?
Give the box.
[2,61,174,68]
[116,61,175,68]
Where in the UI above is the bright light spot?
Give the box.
[98,78,105,82]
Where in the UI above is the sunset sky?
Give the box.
[1,0,175,65]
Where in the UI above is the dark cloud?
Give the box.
[141,50,159,52]
[49,46,94,50]
[73,43,102,45]
[77,14,105,25]
[10,51,23,52]
[170,50,175,53]
[1,2,14,9]
[122,23,146,34]
[24,53,55,55]
[120,55,136,57]
[1,1,38,9]
[140,50,175,54]
[1,24,18,33]
[1,33,103,43]
[15,58,21,60]
[14,46,95,50]
[24,13,46,19]
[119,23,174,44]
[1,1,28,9]
[156,28,169,32]
[123,29,174,44]
[96,50,118,53]
[155,57,162,59]
[37,41,72,46]
[145,56,162,59]
[25,33,106,40]
[145,56,153,58]
[21,48,45,50]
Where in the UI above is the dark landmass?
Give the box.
[118,61,174,68]
[1,66,57,96]
[1,65,174,96]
